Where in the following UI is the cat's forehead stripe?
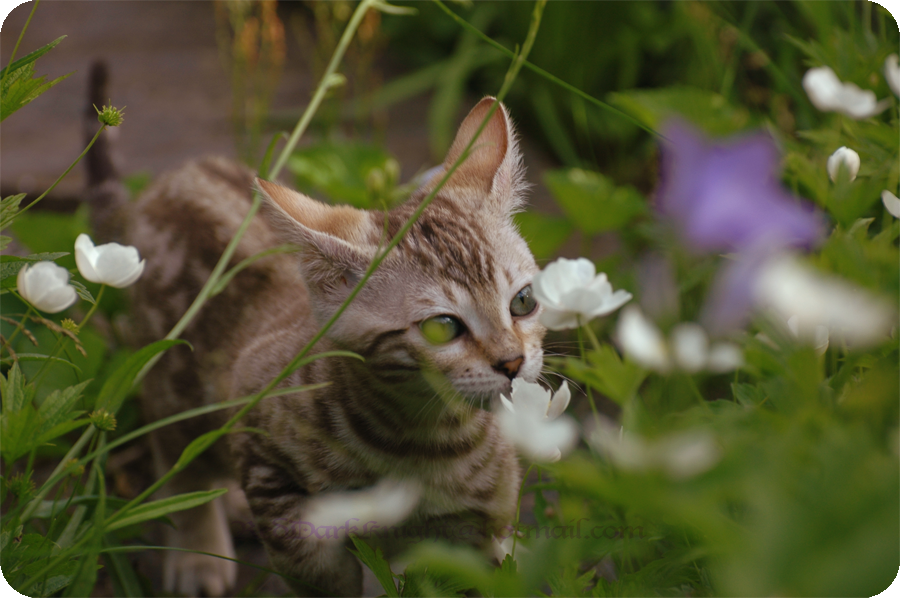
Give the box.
[386,199,497,289]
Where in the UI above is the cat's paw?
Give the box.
[163,551,237,597]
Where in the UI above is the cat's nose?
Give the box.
[494,356,524,380]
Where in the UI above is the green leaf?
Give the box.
[1,404,41,465]
[69,280,96,305]
[172,429,228,471]
[513,211,573,261]
[105,488,228,532]
[1,362,31,412]
[607,86,751,136]
[0,36,66,81]
[287,141,400,209]
[38,379,91,430]
[554,345,647,406]
[1,193,26,230]
[544,168,646,236]
[349,535,400,597]
[1,36,72,122]
[94,339,189,414]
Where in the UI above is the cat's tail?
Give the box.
[83,60,129,243]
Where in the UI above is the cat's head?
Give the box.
[257,98,545,401]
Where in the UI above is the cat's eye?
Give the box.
[420,315,464,344]
[510,284,537,317]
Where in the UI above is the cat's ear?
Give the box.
[256,178,376,292]
[436,97,526,213]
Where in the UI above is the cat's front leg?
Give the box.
[237,439,363,597]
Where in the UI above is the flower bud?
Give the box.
[827,146,860,183]
[16,261,78,313]
[882,190,900,219]
[75,234,145,288]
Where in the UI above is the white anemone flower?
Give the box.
[802,66,889,119]
[754,254,896,348]
[885,54,900,97]
[16,261,78,313]
[532,257,632,330]
[497,379,578,463]
[826,147,860,183]
[75,233,145,288]
[882,190,900,219]
[303,479,420,541]
[617,306,743,374]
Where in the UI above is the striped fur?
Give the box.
[119,98,544,596]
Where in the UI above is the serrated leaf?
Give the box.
[105,488,228,532]
[1,37,72,122]
[1,405,41,465]
[1,193,26,230]
[1,362,32,412]
[69,280,95,304]
[39,379,92,430]
[0,36,66,80]
[95,339,188,413]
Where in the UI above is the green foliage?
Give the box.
[287,140,405,209]
[0,36,71,122]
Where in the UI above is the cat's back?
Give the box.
[127,156,310,406]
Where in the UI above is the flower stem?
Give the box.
[13,125,107,222]
[79,284,105,329]
[577,317,601,423]
[511,463,535,558]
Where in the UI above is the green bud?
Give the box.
[61,318,80,334]
[90,408,117,432]
[95,103,126,127]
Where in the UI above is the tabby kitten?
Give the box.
[109,97,545,596]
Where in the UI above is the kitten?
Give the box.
[90,73,545,595]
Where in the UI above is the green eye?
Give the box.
[510,284,537,317]
[420,315,464,344]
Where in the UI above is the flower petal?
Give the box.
[75,234,102,283]
[882,190,900,219]
[547,382,571,420]
[617,306,670,372]
[670,323,709,373]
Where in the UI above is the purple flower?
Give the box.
[657,120,825,254]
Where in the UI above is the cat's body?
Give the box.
[95,92,545,596]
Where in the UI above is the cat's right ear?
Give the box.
[255,178,376,292]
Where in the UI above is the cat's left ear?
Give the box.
[430,97,527,215]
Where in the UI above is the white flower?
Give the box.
[491,534,528,563]
[303,479,420,541]
[75,233,145,288]
[532,257,632,330]
[16,261,78,313]
[802,66,889,119]
[787,314,830,355]
[497,379,578,463]
[616,306,671,372]
[616,306,743,373]
[882,190,900,218]
[826,147,860,183]
[754,254,896,348]
[885,54,900,97]
[589,418,721,480]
